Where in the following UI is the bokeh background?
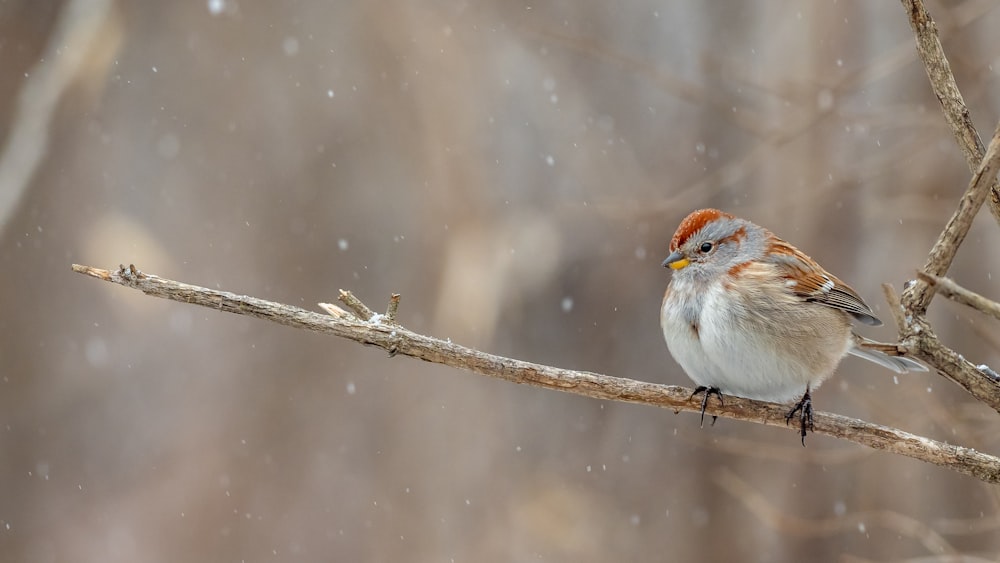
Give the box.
[2,1,1000,561]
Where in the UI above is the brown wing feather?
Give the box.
[764,237,882,326]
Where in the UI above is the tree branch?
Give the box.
[888,119,1000,412]
[899,0,1000,225]
[880,0,1000,435]
[71,263,1000,485]
[916,271,1000,323]
[900,119,1000,316]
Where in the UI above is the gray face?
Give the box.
[671,216,768,283]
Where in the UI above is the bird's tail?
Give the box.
[849,334,928,373]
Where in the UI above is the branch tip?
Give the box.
[880,283,906,333]
[71,263,112,281]
[901,0,1000,225]
[337,289,375,321]
[385,293,401,324]
[318,302,353,319]
[916,271,1000,322]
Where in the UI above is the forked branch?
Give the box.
[885,0,1000,434]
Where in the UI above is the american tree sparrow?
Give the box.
[660,208,925,444]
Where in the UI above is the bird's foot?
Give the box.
[691,386,724,427]
[785,389,814,446]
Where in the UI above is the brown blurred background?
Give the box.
[1,1,999,561]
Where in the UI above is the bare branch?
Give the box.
[881,283,907,334]
[905,318,1000,400]
[71,263,1000,485]
[886,120,1000,412]
[917,272,1000,322]
[317,302,353,319]
[885,1,1000,433]
[899,0,1000,224]
[901,119,1000,315]
[337,289,375,321]
[385,293,401,324]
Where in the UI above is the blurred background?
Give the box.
[1,1,999,561]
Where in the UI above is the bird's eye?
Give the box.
[700,242,713,253]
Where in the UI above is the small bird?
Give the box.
[660,208,926,444]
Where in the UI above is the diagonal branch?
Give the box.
[887,287,1000,414]
[71,263,1000,485]
[890,1,1000,421]
[886,120,1000,411]
[900,119,1000,315]
[900,0,1000,225]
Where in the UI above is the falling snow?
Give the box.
[561,297,573,312]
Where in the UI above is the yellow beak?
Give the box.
[662,251,689,270]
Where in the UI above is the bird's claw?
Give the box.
[691,386,724,427]
[785,389,814,446]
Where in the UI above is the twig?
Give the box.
[317,302,352,319]
[71,263,1000,485]
[917,272,1000,322]
[385,293,401,324]
[887,120,1000,411]
[898,309,1000,413]
[901,119,1000,315]
[881,283,907,334]
[899,0,1000,224]
[337,289,375,321]
[887,2,1000,430]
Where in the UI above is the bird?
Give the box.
[659,208,926,444]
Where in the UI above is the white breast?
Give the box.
[661,277,851,403]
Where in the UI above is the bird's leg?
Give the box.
[690,386,724,427]
[785,386,814,446]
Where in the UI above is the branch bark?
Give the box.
[900,0,1000,225]
[891,119,1000,412]
[900,119,1000,315]
[880,0,1000,449]
[917,272,1000,323]
[71,263,1000,485]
